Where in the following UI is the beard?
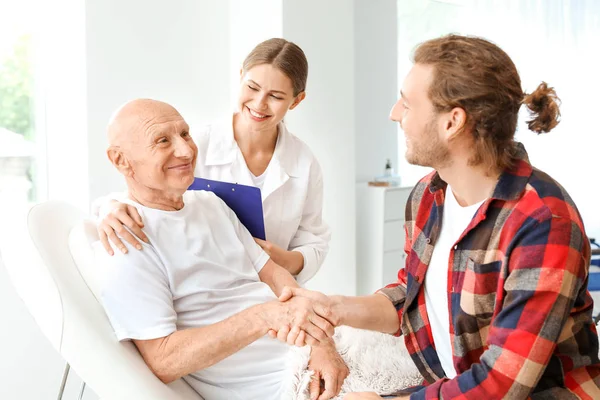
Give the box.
[405,115,451,169]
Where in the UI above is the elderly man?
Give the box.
[95,99,348,400]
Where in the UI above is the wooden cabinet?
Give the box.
[356,185,412,295]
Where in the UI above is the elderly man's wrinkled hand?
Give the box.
[279,286,341,326]
[261,296,335,346]
[271,324,311,347]
[308,342,349,400]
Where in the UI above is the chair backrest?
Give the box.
[3,200,201,400]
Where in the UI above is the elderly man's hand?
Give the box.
[260,296,335,346]
[307,341,349,400]
[267,287,342,346]
[280,286,342,326]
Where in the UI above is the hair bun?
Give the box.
[523,82,561,134]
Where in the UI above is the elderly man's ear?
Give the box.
[107,147,134,177]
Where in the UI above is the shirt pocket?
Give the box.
[459,258,502,320]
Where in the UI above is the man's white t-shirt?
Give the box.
[424,186,485,379]
[95,190,290,400]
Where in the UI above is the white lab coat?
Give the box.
[192,117,331,284]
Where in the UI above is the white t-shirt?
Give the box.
[95,190,290,400]
[251,170,268,190]
[424,186,485,379]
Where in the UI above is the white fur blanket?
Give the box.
[281,326,422,400]
[281,321,600,399]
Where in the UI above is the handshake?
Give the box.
[259,287,342,347]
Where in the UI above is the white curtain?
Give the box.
[397,0,600,240]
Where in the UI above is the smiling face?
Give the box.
[131,114,196,193]
[108,100,197,196]
[389,63,451,169]
[237,63,304,131]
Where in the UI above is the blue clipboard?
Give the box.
[188,177,266,240]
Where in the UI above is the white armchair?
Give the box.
[1,200,202,400]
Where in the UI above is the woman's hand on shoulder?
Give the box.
[97,200,148,255]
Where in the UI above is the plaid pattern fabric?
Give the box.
[379,144,600,399]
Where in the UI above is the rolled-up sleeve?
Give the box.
[377,266,409,336]
[377,221,410,335]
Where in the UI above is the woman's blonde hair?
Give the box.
[243,38,308,96]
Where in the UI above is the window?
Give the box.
[0,0,45,219]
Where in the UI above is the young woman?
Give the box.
[97,38,330,284]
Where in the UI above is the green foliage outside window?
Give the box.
[0,34,33,140]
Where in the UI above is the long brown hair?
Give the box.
[413,34,561,171]
[243,38,308,96]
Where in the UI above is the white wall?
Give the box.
[354,0,398,184]
[229,0,283,104]
[282,0,356,296]
[85,0,231,203]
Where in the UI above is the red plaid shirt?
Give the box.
[379,144,600,399]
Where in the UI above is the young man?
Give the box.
[282,35,600,399]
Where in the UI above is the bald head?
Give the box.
[105,99,196,200]
[107,99,183,148]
